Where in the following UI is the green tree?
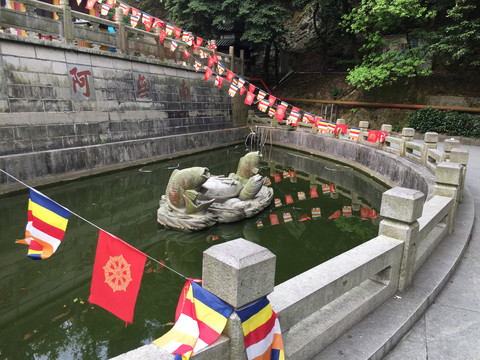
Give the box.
[429,0,480,68]
[343,0,436,90]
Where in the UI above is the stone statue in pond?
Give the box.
[157,151,273,231]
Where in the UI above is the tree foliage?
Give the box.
[342,0,436,90]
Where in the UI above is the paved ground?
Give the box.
[385,145,480,360]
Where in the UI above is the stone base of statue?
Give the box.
[157,152,274,231]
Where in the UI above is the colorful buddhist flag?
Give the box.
[257,89,267,101]
[130,14,140,28]
[153,18,164,29]
[316,118,329,133]
[153,280,233,359]
[170,40,178,53]
[302,112,314,124]
[297,191,306,200]
[237,77,246,88]
[268,108,276,118]
[258,99,269,112]
[264,177,272,186]
[349,127,360,141]
[236,297,285,360]
[204,68,213,82]
[228,83,239,97]
[286,107,300,127]
[199,50,207,59]
[100,3,110,16]
[322,184,330,195]
[182,31,193,46]
[142,13,153,32]
[282,170,290,179]
[310,188,318,198]
[285,194,294,205]
[270,214,279,226]
[214,75,224,88]
[165,23,174,36]
[244,91,255,105]
[89,230,146,324]
[283,212,293,223]
[16,189,70,260]
[274,173,281,183]
[312,207,321,219]
[217,61,225,75]
[342,206,352,217]
[327,122,336,133]
[274,198,282,208]
[256,220,264,229]
[328,210,341,219]
[119,2,130,15]
[194,59,202,72]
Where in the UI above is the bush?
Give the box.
[406,107,480,138]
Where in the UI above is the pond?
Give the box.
[0,145,387,359]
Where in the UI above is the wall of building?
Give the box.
[0,36,248,192]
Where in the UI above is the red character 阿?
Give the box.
[69,67,92,98]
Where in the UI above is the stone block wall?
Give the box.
[0,37,239,157]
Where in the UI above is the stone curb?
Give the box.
[314,185,475,359]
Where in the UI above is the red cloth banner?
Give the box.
[226,70,235,82]
[89,230,146,324]
[204,68,214,82]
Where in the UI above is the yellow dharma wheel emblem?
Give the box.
[103,255,132,292]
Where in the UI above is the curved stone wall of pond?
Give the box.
[268,129,435,198]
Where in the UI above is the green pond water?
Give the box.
[0,145,387,359]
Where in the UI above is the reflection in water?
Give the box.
[0,145,387,359]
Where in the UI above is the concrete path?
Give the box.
[385,144,480,360]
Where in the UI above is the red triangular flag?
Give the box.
[285,194,294,204]
[208,56,215,68]
[240,86,246,95]
[274,173,281,183]
[196,37,203,47]
[174,27,181,39]
[361,207,371,218]
[212,52,218,63]
[159,29,166,43]
[276,104,287,121]
[299,214,311,222]
[310,188,318,198]
[328,210,341,219]
[226,70,235,82]
[368,130,379,143]
[184,49,190,58]
[270,214,279,226]
[89,230,146,324]
[85,0,96,10]
[249,83,256,93]
[204,68,213,82]
[144,19,152,32]
[244,91,255,105]
[131,7,139,16]
[334,124,348,136]
[267,95,276,107]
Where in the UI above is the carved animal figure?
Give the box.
[166,167,213,214]
[236,151,261,183]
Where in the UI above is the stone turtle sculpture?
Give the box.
[157,152,273,231]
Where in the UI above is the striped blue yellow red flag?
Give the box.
[153,280,233,360]
[237,297,285,360]
[16,189,70,260]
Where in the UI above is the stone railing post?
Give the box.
[229,46,235,71]
[115,7,126,54]
[203,238,276,360]
[433,162,462,232]
[358,121,369,143]
[60,0,73,44]
[443,138,460,160]
[422,132,438,165]
[379,187,424,292]
[400,127,415,156]
[449,148,469,201]
[240,50,245,76]
[380,124,392,149]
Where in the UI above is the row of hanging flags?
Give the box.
[10,181,283,360]
[76,0,389,141]
[257,171,378,229]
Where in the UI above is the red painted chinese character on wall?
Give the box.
[137,74,150,98]
[69,67,92,98]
